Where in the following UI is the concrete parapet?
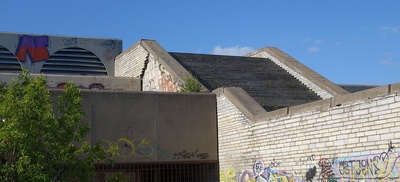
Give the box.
[217,82,400,122]
[253,108,288,121]
[333,85,389,106]
[213,87,266,121]
[390,83,400,93]
[288,98,331,115]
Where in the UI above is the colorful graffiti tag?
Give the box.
[173,149,209,160]
[16,35,49,63]
[237,159,306,182]
[101,138,153,158]
[158,73,178,92]
[222,141,400,181]
[329,141,400,181]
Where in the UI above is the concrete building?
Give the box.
[0,33,219,181]
[1,32,400,181]
[116,39,400,182]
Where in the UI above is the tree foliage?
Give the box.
[0,71,111,181]
[180,75,202,93]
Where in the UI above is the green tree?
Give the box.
[180,75,202,93]
[0,71,112,181]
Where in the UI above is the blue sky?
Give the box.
[1,1,399,85]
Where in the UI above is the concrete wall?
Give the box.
[51,90,218,163]
[216,83,400,182]
[0,32,121,75]
[0,72,140,91]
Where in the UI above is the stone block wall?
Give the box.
[217,84,400,181]
[142,53,180,92]
[115,43,149,78]
[115,40,197,92]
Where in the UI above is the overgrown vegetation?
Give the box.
[180,75,202,93]
[0,70,113,181]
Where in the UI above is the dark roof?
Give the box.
[169,52,322,111]
[339,84,378,93]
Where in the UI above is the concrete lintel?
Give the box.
[288,98,331,115]
[333,85,390,106]
[390,82,400,93]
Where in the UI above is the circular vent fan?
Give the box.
[42,47,107,76]
[0,45,22,73]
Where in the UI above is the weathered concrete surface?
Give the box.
[0,72,140,91]
[157,92,218,161]
[333,85,389,106]
[391,82,400,93]
[50,89,218,163]
[0,32,121,76]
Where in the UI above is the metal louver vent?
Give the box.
[42,47,107,76]
[0,45,22,72]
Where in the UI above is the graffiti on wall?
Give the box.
[16,35,49,63]
[173,149,209,160]
[222,141,399,181]
[220,168,240,182]
[101,39,116,61]
[329,141,400,181]
[235,159,305,182]
[101,138,154,158]
[158,72,178,92]
[62,38,77,46]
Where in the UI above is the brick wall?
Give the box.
[142,53,180,92]
[115,44,149,78]
[115,40,190,92]
[217,84,400,181]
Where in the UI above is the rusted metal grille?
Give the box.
[95,161,219,182]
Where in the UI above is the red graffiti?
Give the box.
[16,35,49,63]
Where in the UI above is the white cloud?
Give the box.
[307,46,320,53]
[212,45,254,56]
[381,59,400,66]
[381,52,394,56]
[380,25,400,34]
[314,39,324,44]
